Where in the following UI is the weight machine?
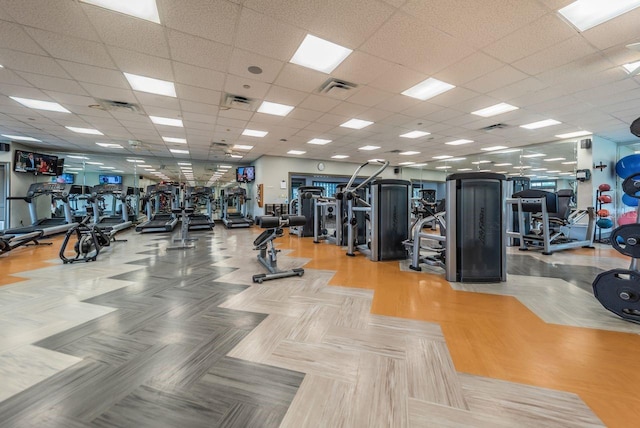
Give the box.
[252,215,306,283]
[405,199,447,271]
[290,186,323,237]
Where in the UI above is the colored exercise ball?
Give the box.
[597,195,612,203]
[618,211,638,226]
[596,218,614,229]
[622,193,639,207]
[616,154,640,179]
[597,209,610,217]
[598,183,611,191]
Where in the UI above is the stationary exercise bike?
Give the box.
[59,215,111,263]
[252,215,306,283]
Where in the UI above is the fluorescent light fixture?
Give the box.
[496,171,508,174]
[547,170,561,173]
[124,72,176,97]
[219,165,232,169]
[436,166,452,169]
[86,161,103,165]
[96,142,123,148]
[491,148,521,154]
[495,163,512,166]
[445,157,467,162]
[170,148,189,154]
[623,60,640,74]
[399,151,420,155]
[340,118,373,129]
[307,138,332,145]
[481,146,508,151]
[68,155,90,159]
[514,165,531,169]
[1,134,41,142]
[242,129,268,137]
[471,102,519,117]
[544,157,566,162]
[562,160,578,165]
[66,126,103,135]
[531,168,547,171]
[177,162,191,165]
[471,160,491,165]
[558,0,640,32]
[433,155,452,160]
[522,153,546,158]
[332,155,349,159]
[458,168,473,171]
[290,34,352,74]
[233,144,253,150]
[230,154,243,159]
[150,116,183,127]
[445,139,474,146]
[399,162,415,166]
[408,163,428,167]
[520,119,561,129]
[400,130,430,139]
[287,150,306,155]
[359,145,380,151]
[80,0,161,24]
[65,167,83,171]
[100,166,115,169]
[401,77,455,101]
[257,101,294,117]
[0,65,3,68]
[559,172,574,175]
[10,96,71,113]
[126,159,144,163]
[162,136,186,144]
[555,130,592,139]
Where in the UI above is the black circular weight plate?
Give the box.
[593,269,640,324]
[631,117,640,138]
[611,224,640,257]
[622,172,640,199]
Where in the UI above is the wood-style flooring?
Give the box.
[0,225,638,427]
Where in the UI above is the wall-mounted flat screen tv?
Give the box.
[99,175,123,184]
[52,173,75,184]
[236,166,255,182]
[13,149,58,176]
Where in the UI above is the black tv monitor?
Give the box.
[99,175,122,184]
[56,158,65,176]
[52,173,75,184]
[13,149,58,176]
[236,166,255,182]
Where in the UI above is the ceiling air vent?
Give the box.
[318,78,357,97]
[94,99,143,114]
[479,123,509,132]
[222,93,255,111]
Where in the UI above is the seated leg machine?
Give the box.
[252,215,306,283]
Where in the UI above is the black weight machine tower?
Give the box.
[252,215,306,283]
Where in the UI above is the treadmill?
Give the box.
[91,183,133,238]
[221,187,254,228]
[2,182,78,238]
[135,184,179,233]
[185,186,215,231]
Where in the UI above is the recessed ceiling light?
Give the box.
[547,170,561,173]
[10,96,71,113]
[522,153,546,158]
[559,172,574,175]
[86,161,103,165]
[558,0,640,32]
[490,148,521,154]
[445,139,474,146]
[399,151,420,155]
[233,144,253,150]
[177,162,191,166]
[162,136,186,144]
[340,119,373,129]
[495,163,512,166]
[443,157,466,162]
[622,60,640,74]
[481,146,508,151]
[68,155,90,159]
[458,168,473,171]
[513,165,532,169]
[471,160,491,164]
[170,148,189,154]
[433,155,453,160]
[562,161,578,165]
[399,162,415,165]
[100,166,116,169]
[290,34,352,74]
[436,166,452,169]
[287,150,306,155]
[408,163,428,167]
[359,145,380,151]
[65,167,83,171]
[124,72,176,97]
[257,101,294,117]
[531,168,547,171]
[544,157,566,162]
[1,134,41,142]
[0,65,3,68]
[332,155,349,159]
[471,103,518,117]
[80,0,161,24]
[307,138,332,145]
[150,116,183,127]
[400,130,430,139]
[219,165,232,169]
[495,171,508,174]
[126,159,144,163]
[555,130,592,138]
[401,77,455,101]
[520,119,561,129]
[66,126,103,135]
[230,154,243,158]
[242,129,268,137]
[95,142,123,148]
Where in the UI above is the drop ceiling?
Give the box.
[0,0,639,184]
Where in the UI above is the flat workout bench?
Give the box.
[252,215,306,283]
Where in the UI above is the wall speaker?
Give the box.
[0,142,10,152]
[393,167,400,174]
[580,138,592,149]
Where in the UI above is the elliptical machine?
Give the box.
[59,214,111,263]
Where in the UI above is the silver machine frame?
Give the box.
[313,195,343,245]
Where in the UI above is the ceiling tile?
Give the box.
[0,68,30,86]
[135,92,181,110]
[173,62,225,91]
[299,94,341,113]
[167,30,232,72]
[264,85,308,106]
[0,48,70,78]
[19,72,89,96]
[24,28,115,68]
[581,7,640,50]
[0,20,47,55]
[57,61,129,88]
[512,37,598,76]
[159,0,239,45]
[108,46,175,80]
[464,65,529,94]
[346,86,394,107]
[273,63,328,93]
[242,0,323,29]
[435,52,505,86]
[79,82,137,103]
[228,48,285,84]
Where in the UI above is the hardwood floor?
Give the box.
[0,225,638,427]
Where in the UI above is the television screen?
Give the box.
[236,166,255,182]
[56,158,65,176]
[99,175,122,184]
[52,173,75,184]
[13,149,58,176]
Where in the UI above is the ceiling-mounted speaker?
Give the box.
[631,117,640,137]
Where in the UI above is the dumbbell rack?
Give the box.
[592,173,640,324]
[595,185,612,244]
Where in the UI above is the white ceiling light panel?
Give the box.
[307,138,332,145]
[124,73,176,97]
[80,0,161,24]
[445,139,474,146]
[10,97,70,113]
[401,78,455,101]
[340,119,373,129]
[66,126,104,135]
[558,0,640,32]
[242,129,268,137]
[290,34,353,74]
[150,116,183,127]
[471,103,518,117]
[257,101,295,117]
[400,130,430,139]
[520,119,561,129]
